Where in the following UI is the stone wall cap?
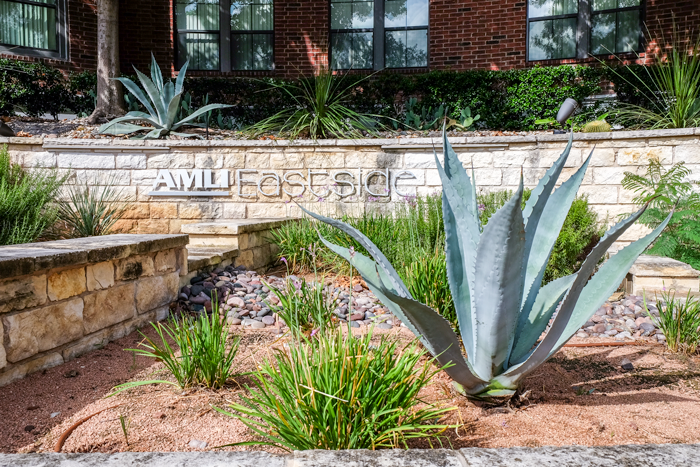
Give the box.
[629,254,700,278]
[0,234,188,280]
[182,218,296,235]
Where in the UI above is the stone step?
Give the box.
[626,254,700,296]
[181,218,293,248]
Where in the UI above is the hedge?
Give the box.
[0,60,621,130]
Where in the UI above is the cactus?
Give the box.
[583,119,611,132]
[300,129,670,403]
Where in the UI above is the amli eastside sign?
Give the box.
[149,168,420,199]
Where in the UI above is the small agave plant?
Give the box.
[300,130,671,402]
[99,55,231,139]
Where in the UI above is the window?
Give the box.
[527,0,642,61]
[330,0,428,70]
[231,0,274,70]
[590,0,641,55]
[0,0,66,58]
[175,0,275,72]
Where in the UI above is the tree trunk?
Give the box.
[88,0,126,124]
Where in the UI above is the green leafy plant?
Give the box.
[446,107,480,131]
[55,176,134,238]
[622,160,700,269]
[216,329,455,450]
[0,145,65,245]
[111,297,240,393]
[645,290,700,354]
[265,270,335,338]
[99,55,231,139]
[300,130,670,402]
[246,67,381,140]
[399,97,446,130]
[605,26,700,129]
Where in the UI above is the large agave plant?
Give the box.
[300,131,671,402]
[99,55,231,139]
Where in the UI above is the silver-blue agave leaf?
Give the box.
[134,67,166,125]
[513,149,593,361]
[434,142,480,358]
[296,204,410,297]
[497,208,671,388]
[471,176,526,380]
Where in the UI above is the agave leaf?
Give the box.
[441,131,480,231]
[113,77,156,117]
[516,149,593,351]
[98,122,149,136]
[165,92,183,131]
[175,60,189,95]
[173,104,233,129]
[471,177,526,380]
[509,273,576,364]
[170,131,202,139]
[434,148,480,357]
[151,53,164,92]
[134,67,166,125]
[296,204,409,296]
[547,212,673,355]
[376,285,488,390]
[498,206,665,386]
[163,81,175,113]
[522,132,573,226]
[442,193,476,360]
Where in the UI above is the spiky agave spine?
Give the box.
[582,120,611,133]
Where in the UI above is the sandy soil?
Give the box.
[1,324,699,454]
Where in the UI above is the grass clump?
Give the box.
[0,145,65,245]
[645,290,700,354]
[112,298,240,393]
[216,329,455,450]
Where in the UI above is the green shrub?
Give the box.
[113,298,240,393]
[56,176,134,238]
[622,160,700,269]
[0,145,65,245]
[67,70,98,117]
[645,290,700,354]
[0,59,70,118]
[216,329,455,450]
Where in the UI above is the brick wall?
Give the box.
[1,0,699,77]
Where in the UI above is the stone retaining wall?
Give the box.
[3,128,700,251]
[0,235,188,386]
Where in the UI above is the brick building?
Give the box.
[0,1,698,77]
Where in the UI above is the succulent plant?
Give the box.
[300,130,671,402]
[582,119,611,133]
[99,55,231,139]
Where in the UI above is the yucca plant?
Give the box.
[246,67,381,140]
[99,55,231,139]
[55,176,134,238]
[300,130,671,402]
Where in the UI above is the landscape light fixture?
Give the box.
[556,98,578,125]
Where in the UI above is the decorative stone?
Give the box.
[262,316,275,325]
[228,296,245,308]
[135,272,179,313]
[620,358,634,371]
[86,261,115,291]
[47,268,86,302]
[0,274,46,314]
[82,283,136,334]
[3,298,84,362]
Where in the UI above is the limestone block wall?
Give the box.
[0,235,188,386]
[3,128,699,252]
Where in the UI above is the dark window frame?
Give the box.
[174,0,275,72]
[329,0,430,71]
[0,0,68,60]
[526,0,644,62]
